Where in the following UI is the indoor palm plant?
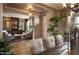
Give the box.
[47,16,66,35]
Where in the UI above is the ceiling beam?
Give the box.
[33,3,57,11]
[3,5,41,16]
[33,4,52,12]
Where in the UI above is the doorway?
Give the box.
[70,16,79,54]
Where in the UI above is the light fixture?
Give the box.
[63,3,79,13]
[28,13,32,16]
[28,8,32,16]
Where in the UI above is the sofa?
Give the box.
[3,30,13,42]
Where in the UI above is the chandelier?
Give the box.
[63,3,79,13]
[28,8,32,16]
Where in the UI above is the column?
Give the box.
[32,16,35,40]
[42,11,53,39]
[39,15,43,38]
[0,3,3,39]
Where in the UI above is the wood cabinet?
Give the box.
[11,17,19,34]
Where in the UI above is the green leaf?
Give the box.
[48,16,66,35]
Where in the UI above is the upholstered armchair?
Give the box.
[45,36,55,49]
[30,38,44,54]
[3,30,13,42]
[55,35,64,46]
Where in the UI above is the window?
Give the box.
[75,17,79,28]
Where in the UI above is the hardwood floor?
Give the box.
[71,38,79,55]
[10,40,32,55]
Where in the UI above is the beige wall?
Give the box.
[57,18,67,33]
[0,4,3,38]
[57,10,68,33]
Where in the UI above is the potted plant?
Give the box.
[47,16,66,35]
[0,38,12,55]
